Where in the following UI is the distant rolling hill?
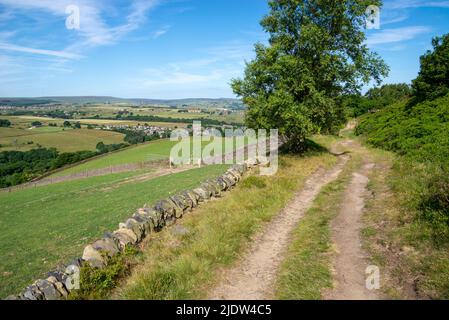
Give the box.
[0,96,245,109]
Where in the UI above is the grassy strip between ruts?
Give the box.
[274,149,362,299]
[111,148,337,300]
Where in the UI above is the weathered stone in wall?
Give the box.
[22,284,44,300]
[135,207,162,230]
[171,194,189,212]
[193,187,210,201]
[120,218,145,242]
[227,169,241,181]
[82,245,107,268]
[46,276,69,299]
[201,182,215,197]
[155,199,176,221]
[131,214,154,236]
[223,173,237,186]
[206,180,221,197]
[35,279,61,300]
[216,177,228,191]
[92,237,120,257]
[183,190,199,208]
[112,228,137,249]
[220,175,234,189]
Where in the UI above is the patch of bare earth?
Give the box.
[323,159,380,300]
[208,153,349,300]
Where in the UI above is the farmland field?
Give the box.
[0,127,125,152]
[51,137,251,177]
[1,115,186,129]
[0,164,229,298]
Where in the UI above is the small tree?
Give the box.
[232,0,388,152]
[412,33,449,101]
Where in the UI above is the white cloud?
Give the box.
[0,0,160,52]
[366,26,431,46]
[384,0,449,9]
[0,42,83,59]
[152,25,171,39]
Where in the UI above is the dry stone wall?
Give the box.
[5,160,259,300]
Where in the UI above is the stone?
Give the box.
[66,257,84,269]
[121,218,145,242]
[177,193,194,211]
[131,214,153,236]
[227,169,241,181]
[112,228,138,249]
[82,244,106,268]
[53,281,69,298]
[47,270,66,284]
[171,194,189,212]
[92,237,120,257]
[22,284,44,300]
[35,279,61,300]
[168,198,184,219]
[216,177,228,191]
[220,175,234,188]
[184,190,199,207]
[208,180,222,197]
[193,187,209,201]
[155,199,176,221]
[223,173,237,186]
[135,207,162,230]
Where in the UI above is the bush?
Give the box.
[0,119,11,127]
[357,93,449,241]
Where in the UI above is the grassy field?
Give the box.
[115,144,336,300]
[81,104,245,124]
[51,137,252,177]
[0,127,125,152]
[0,164,229,298]
[1,115,186,129]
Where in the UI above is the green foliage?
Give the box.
[232,0,388,152]
[357,93,449,240]
[344,83,412,117]
[31,121,42,127]
[73,247,138,299]
[0,142,129,187]
[412,33,449,101]
[0,119,11,127]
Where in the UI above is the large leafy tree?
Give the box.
[412,33,449,102]
[232,0,388,152]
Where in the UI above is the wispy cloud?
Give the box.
[366,26,431,46]
[152,25,171,39]
[0,0,160,52]
[384,0,449,9]
[0,42,83,59]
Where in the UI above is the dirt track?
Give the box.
[208,151,349,300]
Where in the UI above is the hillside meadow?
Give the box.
[0,164,229,298]
[51,136,253,177]
[0,127,125,152]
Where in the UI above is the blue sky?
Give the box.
[0,0,448,99]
